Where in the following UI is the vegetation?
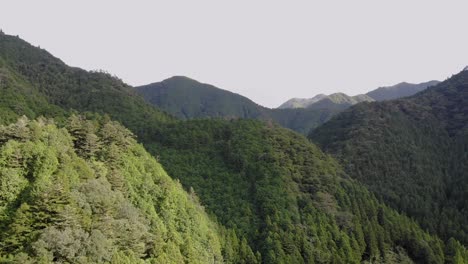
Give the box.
[135,77,341,134]
[311,71,468,247]
[0,32,467,263]
[279,81,439,109]
[0,33,172,138]
[0,116,230,263]
[279,93,374,110]
[148,119,468,263]
[366,81,440,101]
[135,77,439,135]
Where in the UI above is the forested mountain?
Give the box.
[136,77,437,135]
[277,94,328,109]
[136,77,342,134]
[148,119,468,263]
[306,93,374,111]
[310,70,468,248]
[0,32,172,138]
[366,81,440,101]
[278,81,438,110]
[136,76,268,120]
[1,32,467,263]
[278,93,373,109]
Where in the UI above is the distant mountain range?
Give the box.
[366,81,440,101]
[278,93,373,109]
[278,81,440,109]
[136,77,343,134]
[136,77,438,134]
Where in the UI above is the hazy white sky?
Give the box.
[1,1,468,107]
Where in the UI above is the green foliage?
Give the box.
[1,32,467,264]
[147,119,467,263]
[0,117,226,263]
[0,33,172,140]
[311,71,468,247]
[135,76,341,134]
[366,81,439,101]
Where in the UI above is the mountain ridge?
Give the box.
[135,76,439,135]
[278,80,440,109]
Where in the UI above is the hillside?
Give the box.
[278,94,328,109]
[278,81,438,110]
[366,80,440,101]
[136,77,436,135]
[135,77,340,134]
[1,32,467,263]
[306,93,374,111]
[147,119,468,263]
[310,70,468,247]
[0,117,226,263]
[0,33,173,139]
[136,76,268,120]
[279,93,374,109]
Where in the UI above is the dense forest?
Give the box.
[147,119,468,263]
[311,70,468,248]
[0,32,467,263]
[0,116,233,263]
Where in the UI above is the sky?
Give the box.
[1,1,468,108]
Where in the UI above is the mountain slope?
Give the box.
[306,93,374,111]
[279,93,374,109]
[136,77,434,135]
[0,32,259,264]
[136,76,268,119]
[278,80,438,110]
[0,33,173,139]
[1,32,467,263]
[135,77,341,134]
[366,80,440,101]
[310,70,468,246]
[0,117,225,263]
[147,119,468,263]
[278,94,327,109]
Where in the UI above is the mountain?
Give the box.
[139,77,434,136]
[150,118,467,263]
[310,70,468,248]
[306,93,375,111]
[136,77,342,134]
[277,94,328,109]
[366,80,440,101]
[136,76,268,119]
[278,81,438,110]
[1,32,467,263]
[0,33,172,139]
[278,93,373,109]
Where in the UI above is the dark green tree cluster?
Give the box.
[311,70,468,247]
[148,119,468,263]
